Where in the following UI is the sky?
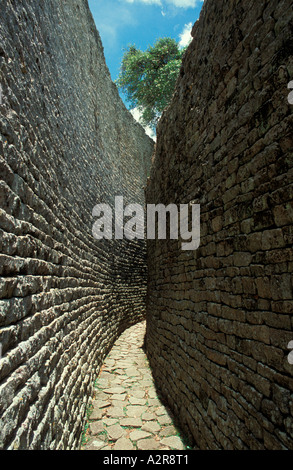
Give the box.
[88,0,204,137]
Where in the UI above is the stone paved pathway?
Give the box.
[80,321,188,451]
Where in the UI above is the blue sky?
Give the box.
[88,0,204,136]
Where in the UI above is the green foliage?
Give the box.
[116,38,185,130]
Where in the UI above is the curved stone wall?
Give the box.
[0,0,153,450]
[146,0,293,450]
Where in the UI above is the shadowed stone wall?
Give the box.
[0,0,153,450]
[146,0,293,450]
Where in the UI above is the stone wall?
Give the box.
[0,0,153,450]
[146,0,293,449]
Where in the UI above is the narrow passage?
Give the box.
[81,321,188,451]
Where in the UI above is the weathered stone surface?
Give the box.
[104,387,126,395]
[107,407,125,418]
[145,0,293,451]
[155,407,167,416]
[126,406,147,417]
[107,424,125,441]
[95,392,110,401]
[142,412,158,421]
[159,426,177,437]
[137,438,160,450]
[84,439,105,451]
[102,418,119,426]
[160,437,185,450]
[129,397,147,405]
[129,430,151,441]
[157,415,172,426]
[92,400,111,410]
[0,0,153,451]
[89,422,104,436]
[141,421,161,433]
[131,391,146,399]
[119,418,143,428]
[111,394,127,402]
[111,399,128,408]
[113,437,134,451]
[90,408,105,421]
[125,368,141,377]
[81,323,188,451]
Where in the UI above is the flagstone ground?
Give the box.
[80,321,190,451]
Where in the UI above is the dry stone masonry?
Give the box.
[146,0,293,450]
[80,321,187,451]
[0,0,153,450]
[1,0,293,453]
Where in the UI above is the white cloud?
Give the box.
[167,0,197,7]
[130,108,156,140]
[178,22,193,48]
[123,0,162,5]
[121,0,201,8]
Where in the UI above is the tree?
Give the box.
[116,38,185,131]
